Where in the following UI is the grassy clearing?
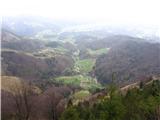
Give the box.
[54,75,84,86]
[1,76,22,93]
[54,46,68,53]
[73,90,91,100]
[54,75,103,92]
[88,48,108,56]
[60,35,75,43]
[75,59,95,73]
[1,76,42,94]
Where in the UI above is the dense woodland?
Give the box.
[95,40,160,84]
[60,80,160,120]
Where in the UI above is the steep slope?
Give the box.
[95,40,160,84]
[1,50,74,80]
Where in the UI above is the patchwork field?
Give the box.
[53,75,102,91]
[75,59,95,73]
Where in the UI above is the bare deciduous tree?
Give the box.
[10,81,35,120]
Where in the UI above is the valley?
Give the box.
[1,16,160,120]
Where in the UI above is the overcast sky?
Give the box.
[1,0,160,26]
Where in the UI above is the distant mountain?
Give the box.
[1,29,45,52]
[60,24,160,41]
[2,15,160,42]
[2,16,72,36]
[95,37,160,84]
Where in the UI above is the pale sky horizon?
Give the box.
[0,0,160,26]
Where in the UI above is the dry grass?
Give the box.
[1,76,42,94]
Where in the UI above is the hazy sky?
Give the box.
[1,0,160,25]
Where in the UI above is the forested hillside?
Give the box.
[1,16,160,120]
[60,79,160,120]
[95,40,160,84]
